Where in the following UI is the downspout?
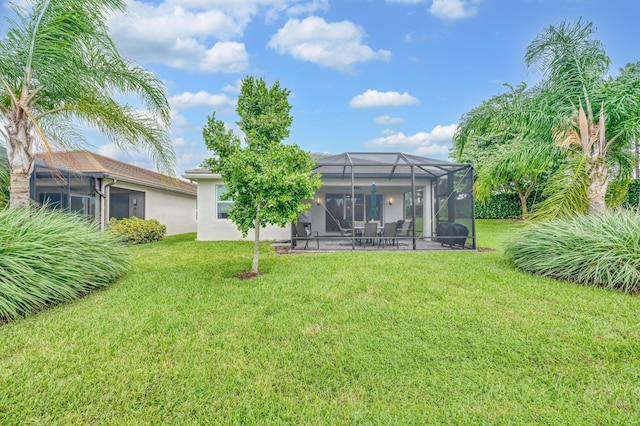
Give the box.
[96,178,117,231]
[411,165,416,250]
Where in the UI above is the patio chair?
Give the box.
[398,220,412,235]
[294,222,319,250]
[363,222,378,247]
[379,222,398,248]
[395,221,412,246]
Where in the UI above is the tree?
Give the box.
[0,0,174,208]
[202,76,322,276]
[525,20,640,217]
[456,20,640,220]
[454,84,560,219]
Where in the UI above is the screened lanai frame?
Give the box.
[308,152,476,250]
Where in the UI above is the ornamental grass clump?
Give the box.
[505,209,640,293]
[0,207,130,320]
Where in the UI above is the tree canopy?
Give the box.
[455,19,640,219]
[0,0,174,207]
[202,76,321,275]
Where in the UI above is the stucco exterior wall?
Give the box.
[184,172,436,242]
[108,181,196,236]
[191,176,290,241]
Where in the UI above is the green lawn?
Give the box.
[1,220,639,424]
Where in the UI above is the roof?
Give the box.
[313,152,472,180]
[36,150,197,196]
[183,152,472,181]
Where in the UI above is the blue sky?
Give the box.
[6,0,640,174]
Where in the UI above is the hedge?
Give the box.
[477,179,640,219]
[474,192,540,219]
[623,179,640,210]
[108,217,167,244]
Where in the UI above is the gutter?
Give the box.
[97,178,117,231]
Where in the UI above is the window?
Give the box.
[324,193,383,232]
[217,185,233,219]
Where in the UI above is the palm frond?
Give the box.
[530,155,590,221]
[0,0,173,173]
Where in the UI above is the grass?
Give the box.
[0,207,129,319]
[1,219,640,424]
[506,210,640,293]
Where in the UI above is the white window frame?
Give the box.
[216,185,233,220]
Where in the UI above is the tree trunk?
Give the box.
[518,193,528,220]
[513,179,535,220]
[9,171,31,207]
[587,156,608,214]
[251,206,261,275]
[6,115,35,208]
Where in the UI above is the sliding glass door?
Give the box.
[324,193,382,232]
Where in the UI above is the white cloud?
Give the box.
[97,143,121,159]
[286,0,330,16]
[350,90,419,108]
[109,1,251,73]
[375,115,405,125]
[385,0,425,4]
[429,0,480,20]
[165,40,249,73]
[170,110,190,127]
[222,80,243,92]
[172,137,197,147]
[169,91,235,110]
[267,17,391,73]
[363,124,457,156]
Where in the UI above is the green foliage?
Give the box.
[505,209,640,293]
[0,158,8,209]
[3,221,640,423]
[0,0,175,207]
[475,192,537,219]
[0,207,129,320]
[623,179,640,209]
[529,155,590,220]
[457,19,640,219]
[202,76,322,273]
[108,217,167,244]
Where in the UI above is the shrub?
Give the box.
[475,192,542,219]
[108,217,167,244]
[0,207,130,320]
[505,209,640,293]
[623,179,640,210]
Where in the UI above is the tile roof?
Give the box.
[36,150,197,196]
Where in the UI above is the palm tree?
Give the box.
[525,20,639,216]
[454,83,560,219]
[0,0,174,208]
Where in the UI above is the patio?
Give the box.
[289,234,473,252]
[292,152,476,251]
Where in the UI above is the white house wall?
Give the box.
[108,181,196,236]
[193,177,290,241]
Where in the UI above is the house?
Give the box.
[28,150,197,235]
[182,167,290,241]
[184,152,475,249]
